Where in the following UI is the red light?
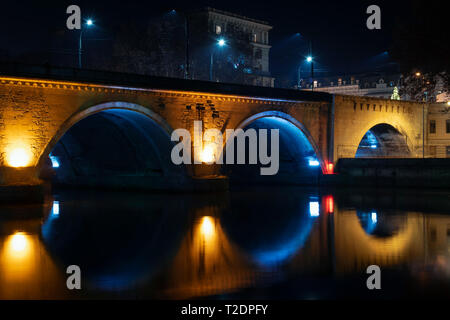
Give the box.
[327,162,334,174]
[325,195,334,214]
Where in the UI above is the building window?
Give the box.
[254,49,262,59]
[252,33,257,42]
[430,120,436,134]
[447,146,450,157]
[263,32,269,44]
[447,119,450,133]
[215,25,222,34]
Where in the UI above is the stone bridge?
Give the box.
[0,64,427,198]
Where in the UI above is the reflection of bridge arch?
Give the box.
[37,101,186,188]
[222,189,317,267]
[221,111,326,184]
[334,210,424,273]
[41,192,189,290]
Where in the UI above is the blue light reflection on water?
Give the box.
[2,187,449,299]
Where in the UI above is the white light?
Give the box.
[200,144,216,164]
[49,155,60,168]
[309,201,320,217]
[370,144,377,149]
[306,56,313,62]
[7,148,31,167]
[52,201,60,216]
[371,212,377,223]
[309,159,320,167]
[86,19,93,26]
[200,216,215,238]
[217,39,226,47]
[11,233,27,252]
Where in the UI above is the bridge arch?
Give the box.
[354,122,412,158]
[220,111,325,184]
[37,101,186,189]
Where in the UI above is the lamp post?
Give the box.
[416,71,427,158]
[306,55,314,91]
[78,19,94,69]
[209,38,226,82]
[293,34,315,90]
[171,10,190,79]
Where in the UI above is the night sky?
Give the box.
[0,0,412,81]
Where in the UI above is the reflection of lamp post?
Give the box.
[209,38,226,82]
[78,19,94,68]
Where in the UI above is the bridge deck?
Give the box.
[0,62,332,103]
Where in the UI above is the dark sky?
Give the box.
[0,0,412,80]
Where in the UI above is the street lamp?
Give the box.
[170,9,191,79]
[415,71,427,158]
[306,55,314,91]
[78,18,94,68]
[297,56,313,90]
[210,38,226,82]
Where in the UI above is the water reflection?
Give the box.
[356,211,407,237]
[0,187,449,299]
[162,207,255,299]
[40,191,190,291]
[0,217,67,299]
[222,189,319,268]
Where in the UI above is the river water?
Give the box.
[1,186,450,299]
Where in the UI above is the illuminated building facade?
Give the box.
[188,7,274,87]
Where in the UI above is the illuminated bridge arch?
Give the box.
[355,122,412,158]
[37,101,187,190]
[221,111,326,185]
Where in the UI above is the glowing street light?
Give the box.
[306,55,315,91]
[78,18,95,68]
[210,38,227,81]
